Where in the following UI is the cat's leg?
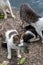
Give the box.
[2,7,7,19]
[7,44,11,59]
[7,0,15,18]
[17,48,21,58]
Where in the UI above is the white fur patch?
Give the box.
[18,39,24,46]
[31,17,43,43]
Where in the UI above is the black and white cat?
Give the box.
[20,3,43,43]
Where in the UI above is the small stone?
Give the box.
[2,61,9,65]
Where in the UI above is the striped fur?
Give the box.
[20,3,41,23]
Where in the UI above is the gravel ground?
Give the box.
[0,8,43,65]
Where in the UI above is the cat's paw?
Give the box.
[7,55,11,59]
[4,15,7,19]
[12,15,16,19]
[18,55,22,58]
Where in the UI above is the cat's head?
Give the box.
[13,31,24,46]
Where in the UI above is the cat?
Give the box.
[20,3,43,43]
[5,30,24,59]
[0,0,15,19]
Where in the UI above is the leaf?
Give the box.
[0,63,4,65]
[18,57,26,65]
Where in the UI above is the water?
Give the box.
[10,0,43,16]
